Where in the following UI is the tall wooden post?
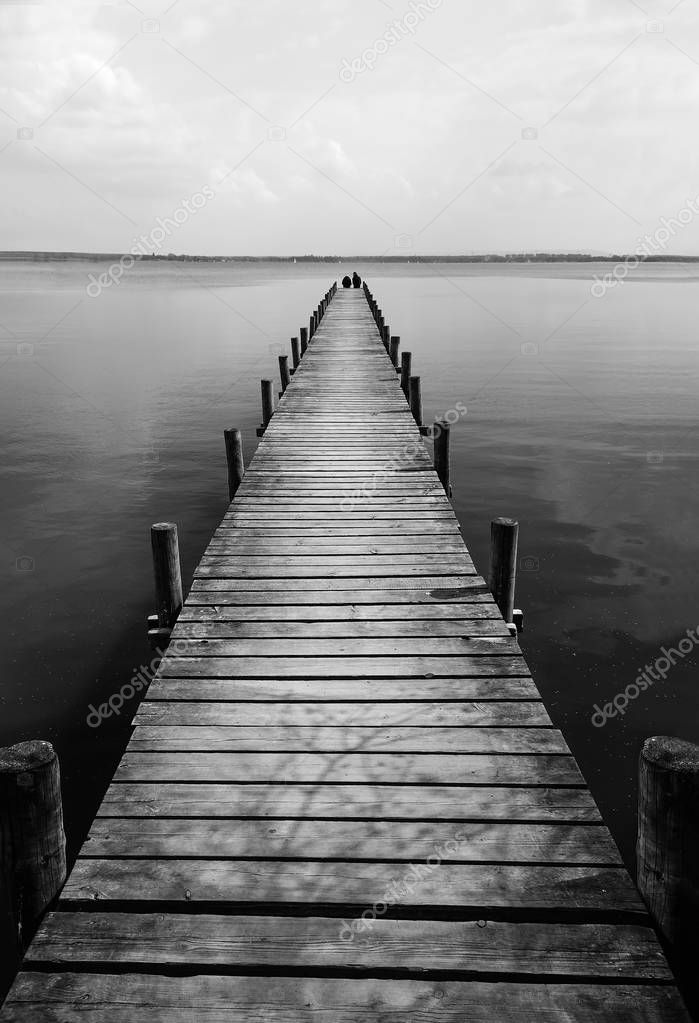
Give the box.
[0,740,66,964]
[409,375,423,427]
[638,735,699,963]
[400,351,412,398]
[258,378,274,436]
[489,518,518,624]
[151,522,183,629]
[300,327,308,356]
[309,315,314,340]
[279,355,291,394]
[433,420,450,495]
[382,325,390,351]
[389,335,400,368]
[290,337,300,372]
[224,428,244,501]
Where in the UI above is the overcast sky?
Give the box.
[1,0,699,255]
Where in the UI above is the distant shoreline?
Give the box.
[2,252,699,264]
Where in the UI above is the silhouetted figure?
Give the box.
[342,275,352,288]
[352,272,361,288]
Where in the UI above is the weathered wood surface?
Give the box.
[1,287,687,1021]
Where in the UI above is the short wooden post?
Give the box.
[637,736,699,963]
[382,325,390,351]
[224,428,244,501]
[409,375,423,427]
[0,740,66,962]
[151,522,183,629]
[279,355,290,394]
[389,335,400,368]
[400,351,412,397]
[433,420,450,495]
[290,337,300,371]
[489,518,519,624]
[260,378,274,431]
[300,327,308,355]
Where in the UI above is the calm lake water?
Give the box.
[2,258,699,879]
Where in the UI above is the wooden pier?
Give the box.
[0,285,690,1020]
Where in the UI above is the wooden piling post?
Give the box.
[290,337,300,372]
[309,315,314,340]
[258,378,274,436]
[637,735,699,963]
[409,375,423,427]
[400,351,412,397]
[279,355,291,394]
[300,327,308,356]
[489,518,519,624]
[224,428,244,501]
[0,740,66,962]
[150,522,183,629]
[389,335,400,368]
[434,420,451,495]
[382,325,390,351]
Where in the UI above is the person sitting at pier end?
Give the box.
[342,275,352,288]
[352,271,361,288]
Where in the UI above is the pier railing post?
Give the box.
[409,375,423,428]
[389,335,400,369]
[259,378,274,434]
[401,352,412,397]
[433,420,451,496]
[279,354,291,394]
[0,740,66,965]
[300,327,308,356]
[637,735,699,966]
[150,522,183,632]
[489,517,518,626]
[290,337,300,372]
[224,428,245,501]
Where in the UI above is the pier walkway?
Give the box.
[0,287,689,1020]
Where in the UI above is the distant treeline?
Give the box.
[3,251,699,263]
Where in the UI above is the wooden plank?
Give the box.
[7,973,689,1022]
[26,913,670,979]
[190,576,484,591]
[82,820,621,864]
[155,655,531,678]
[161,638,516,657]
[61,859,644,914]
[127,725,563,753]
[96,783,602,821]
[133,701,550,727]
[177,604,502,622]
[113,752,583,785]
[185,589,494,606]
[143,677,539,702]
[172,619,511,637]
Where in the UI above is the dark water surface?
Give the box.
[2,258,699,883]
